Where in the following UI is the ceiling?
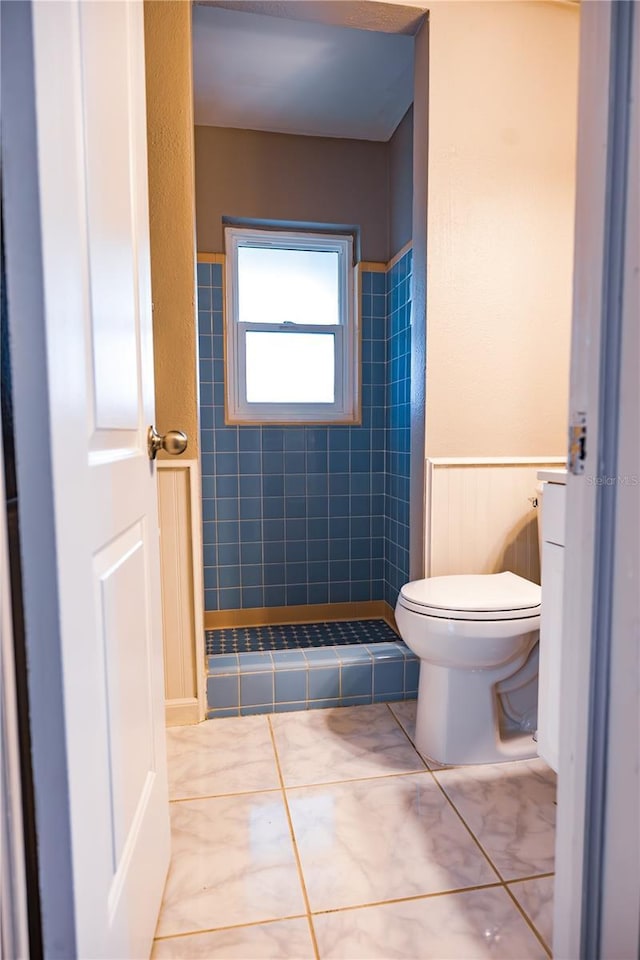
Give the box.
[192,4,414,142]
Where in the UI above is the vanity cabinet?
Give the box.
[537,477,566,773]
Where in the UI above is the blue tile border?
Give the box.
[206,624,419,717]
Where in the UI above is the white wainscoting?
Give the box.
[425,457,566,582]
[157,460,205,725]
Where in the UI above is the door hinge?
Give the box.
[568,411,587,475]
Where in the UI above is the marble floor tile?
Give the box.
[509,875,554,950]
[387,699,417,740]
[288,773,498,912]
[312,886,548,959]
[387,701,453,770]
[166,716,280,801]
[155,793,305,937]
[152,917,315,959]
[270,703,425,787]
[434,759,557,880]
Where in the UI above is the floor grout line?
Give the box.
[153,913,309,943]
[169,786,281,803]
[384,702,555,954]
[503,880,553,958]
[267,716,321,960]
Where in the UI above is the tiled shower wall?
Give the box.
[384,250,412,606]
[197,250,412,614]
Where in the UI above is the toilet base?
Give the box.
[414,660,538,766]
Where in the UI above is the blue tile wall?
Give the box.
[198,253,411,613]
[384,250,412,607]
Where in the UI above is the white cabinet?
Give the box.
[537,478,566,772]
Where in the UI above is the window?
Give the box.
[224,227,358,423]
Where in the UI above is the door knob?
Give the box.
[147,426,188,460]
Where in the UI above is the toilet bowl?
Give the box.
[395,571,541,765]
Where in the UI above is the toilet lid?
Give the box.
[398,571,541,621]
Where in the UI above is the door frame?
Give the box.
[554,2,639,957]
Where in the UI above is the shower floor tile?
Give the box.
[205,618,399,655]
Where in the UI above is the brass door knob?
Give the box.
[147,426,188,460]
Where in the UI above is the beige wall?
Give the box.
[144,1,199,457]
[425,1,579,458]
[195,126,390,261]
[389,106,414,257]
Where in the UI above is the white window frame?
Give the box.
[224,226,358,424]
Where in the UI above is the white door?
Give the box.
[3,1,170,956]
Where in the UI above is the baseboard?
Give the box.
[165,697,201,726]
[204,600,394,630]
[381,601,398,632]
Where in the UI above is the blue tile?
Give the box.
[308,698,341,710]
[239,451,262,474]
[217,542,240,565]
[329,582,350,603]
[286,584,308,605]
[285,518,306,541]
[264,585,286,606]
[197,262,212,285]
[207,654,239,674]
[240,704,271,716]
[239,475,262,498]
[285,474,306,496]
[336,644,374,664]
[341,663,373,697]
[275,701,307,713]
[240,520,262,543]
[264,564,285,586]
[219,566,240,588]
[373,691,405,704]
[284,429,306,450]
[240,672,274,706]
[207,707,240,719]
[264,541,285,563]
[303,648,340,665]
[263,450,284,474]
[218,587,241,609]
[239,428,262,450]
[308,540,329,561]
[263,428,284,450]
[207,674,239,709]
[242,586,264,607]
[284,451,305,473]
[404,661,419,695]
[308,666,340,700]
[204,588,218,610]
[373,660,404,695]
[263,474,284,497]
[237,652,273,672]
[198,287,212,310]
[271,649,308,666]
[239,498,262,521]
[275,669,307,703]
[369,642,406,660]
[240,564,263,587]
[341,695,373,708]
[308,583,329,603]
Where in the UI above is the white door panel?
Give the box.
[80,1,140,431]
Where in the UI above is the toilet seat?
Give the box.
[398,571,541,621]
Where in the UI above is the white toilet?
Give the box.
[395,571,541,765]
